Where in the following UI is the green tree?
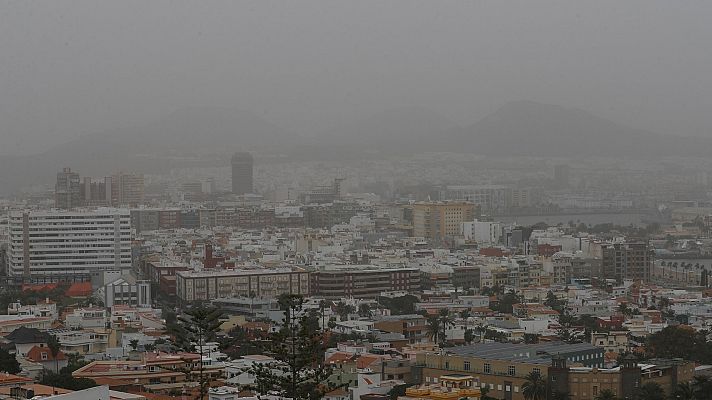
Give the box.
[544,291,562,312]
[249,294,341,400]
[498,290,520,314]
[646,326,712,363]
[524,333,540,344]
[129,339,139,351]
[335,301,355,321]
[0,347,20,374]
[377,294,419,315]
[636,381,664,400]
[521,371,547,400]
[179,306,223,400]
[594,389,618,400]
[40,371,96,391]
[464,329,475,344]
[358,303,373,318]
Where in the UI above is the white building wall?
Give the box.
[8,209,131,276]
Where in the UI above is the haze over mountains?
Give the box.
[1,100,709,195]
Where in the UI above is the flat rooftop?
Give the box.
[448,342,600,364]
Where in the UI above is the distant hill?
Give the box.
[0,107,295,194]
[318,106,460,146]
[443,100,708,157]
[1,101,709,195]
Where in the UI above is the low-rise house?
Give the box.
[51,328,111,355]
[26,345,68,372]
[73,352,223,394]
[0,316,52,333]
[65,307,108,329]
[7,298,58,322]
[4,326,49,357]
[591,331,630,355]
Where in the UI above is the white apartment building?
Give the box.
[104,276,151,308]
[461,219,502,245]
[8,208,131,277]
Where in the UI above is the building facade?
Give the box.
[8,209,132,277]
[176,267,309,303]
[55,168,81,209]
[311,265,421,299]
[411,202,476,241]
[231,152,254,195]
[601,242,651,283]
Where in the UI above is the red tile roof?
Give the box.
[26,345,67,362]
[0,374,33,386]
[65,282,93,297]
[22,283,58,292]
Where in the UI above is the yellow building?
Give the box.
[410,202,476,241]
[401,374,481,400]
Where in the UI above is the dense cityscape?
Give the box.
[4,2,712,400]
[1,151,712,400]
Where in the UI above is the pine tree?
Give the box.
[250,294,341,400]
[178,306,222,400]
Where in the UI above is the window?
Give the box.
[41,352,48,360]
[484,363,491,374]
[464,361,471,371]
[445,361,450,369]
[533,367,541,375]
[508,365,516,376]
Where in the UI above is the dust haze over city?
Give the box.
[2,2,712,400]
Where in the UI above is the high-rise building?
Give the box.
[554,164,570,188]
[8,209,132,277]
[111,173,145,206]
[231,152,254,194]
[410,201,476,240]
[80,176,113,206]
[601,242,651,283]
[55,168,81,209]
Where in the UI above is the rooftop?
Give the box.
[448,342,600,364]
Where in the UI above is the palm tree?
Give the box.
[319,300,329,329]
[550,391,571,400]
[479,385,494,400]
[426,316,440,344]
[692,376,712,400]
[475,324,488,343]
[46,335,61,373]
[521,371,547,400]
[673,382,694,400]
[594,389,617,400]
[438,309,455,346]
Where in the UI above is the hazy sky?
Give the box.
[1,1,711,155]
